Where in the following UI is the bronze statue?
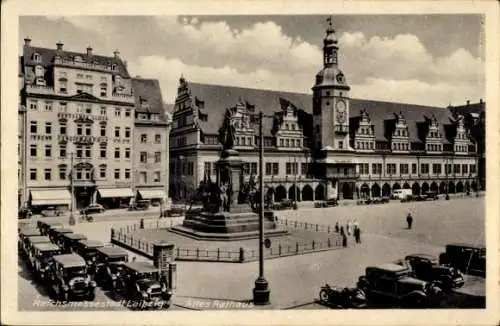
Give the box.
[219,183,229,212]
[218,109,236,150]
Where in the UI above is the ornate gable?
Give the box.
[274,98,304,150]
[354,108,375,151]
[391,111,410,152]
[454,115,470,155]
[425,114,443,153]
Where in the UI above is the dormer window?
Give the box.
[112,64,117,71]
[74,55,83,62]
[33,53,41,62]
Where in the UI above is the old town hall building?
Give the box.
[169,21,482,203]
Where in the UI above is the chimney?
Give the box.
[479,99,483,104]
[56,41,64,51]
[24,37,32,47]
[113,49,120,59]
[466,100,470,106]
[86,45,93,56]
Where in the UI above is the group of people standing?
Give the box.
[334,219,362,247]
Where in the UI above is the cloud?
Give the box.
[42,16,484,107]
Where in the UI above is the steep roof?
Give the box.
[131,78,167,124]
[181,82,456,143]
[23,45,130,78]
[449,101,485,117]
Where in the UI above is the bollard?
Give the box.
[140,218,144,229]
[217,248,220,261]
[296,242,299,253]
[328,238,331,247]
[312,240,315,250]
[196,248,200,259]
[177,247,180,257]
[138,239,141,249]
[239,247,245,262]
[279,244,282,256]
[316,224,318,232]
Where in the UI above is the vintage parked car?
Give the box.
[31,242,62,281]
[48,227,74,246]
[58,233,88,254]
[24,236,52,267]
[120,261,173,309]
[74,239,104,264]
[47,254,96,302]
[356,263,443,308]
[18,228,41,257]
[164,204,186,217]
[423,191,439,200]
[18,207,33,219]
[129,200,151,211]
[41,206,65,217]
[314,198,339,208]
[319,284,367,308]
[80,204,105,215]
[94,246,129,289]
[272,199,296,210]
[37,220,63,236]
[439,243,486,276]
[395,253,465,291]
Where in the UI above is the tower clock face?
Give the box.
[336,100,346,123]
[336,72,345,84]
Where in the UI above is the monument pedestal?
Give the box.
[170,148,287,241]
[170,208,288,241]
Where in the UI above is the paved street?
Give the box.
[18,197,485,310]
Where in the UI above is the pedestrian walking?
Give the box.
[342,232,348,247]
[340,225,345,236]
[354,226,361,243]
[346,219,352,236]
[406,212,413,229]
[335,221,340,233]
[353,219,359,230]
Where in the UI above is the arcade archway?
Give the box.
[301,185,313,201]
[275,185,287,202]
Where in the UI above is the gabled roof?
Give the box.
[132,78,168,124]
[23,46,130,78]
[177,82,456,143]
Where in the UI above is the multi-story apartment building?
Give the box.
[169,22,482,202]
[18,39,170,211]
[132,78,171,206]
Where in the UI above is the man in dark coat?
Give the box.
[354,226,361,243]
[406,213,413,229]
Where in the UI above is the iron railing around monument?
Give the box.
[110,217,345,263]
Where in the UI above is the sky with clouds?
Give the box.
[19,15,484,107]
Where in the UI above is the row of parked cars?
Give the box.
[319,244,486,308]
[18,220,174,309]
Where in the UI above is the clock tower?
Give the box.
[312,17,351,152]
[311,17,357,201]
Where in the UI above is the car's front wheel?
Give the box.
[319,289,330,303]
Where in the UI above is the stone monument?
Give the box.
[170,108,288,241]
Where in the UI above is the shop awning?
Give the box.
[98,188,133,198]
[30,189,71,206]
[138,188,166,200]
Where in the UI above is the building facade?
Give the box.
[19,39,170,211]
[168,22,482,203]
[132,78,171,206]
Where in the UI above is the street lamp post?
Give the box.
[68,152,76,225]
[253,111,270,305]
